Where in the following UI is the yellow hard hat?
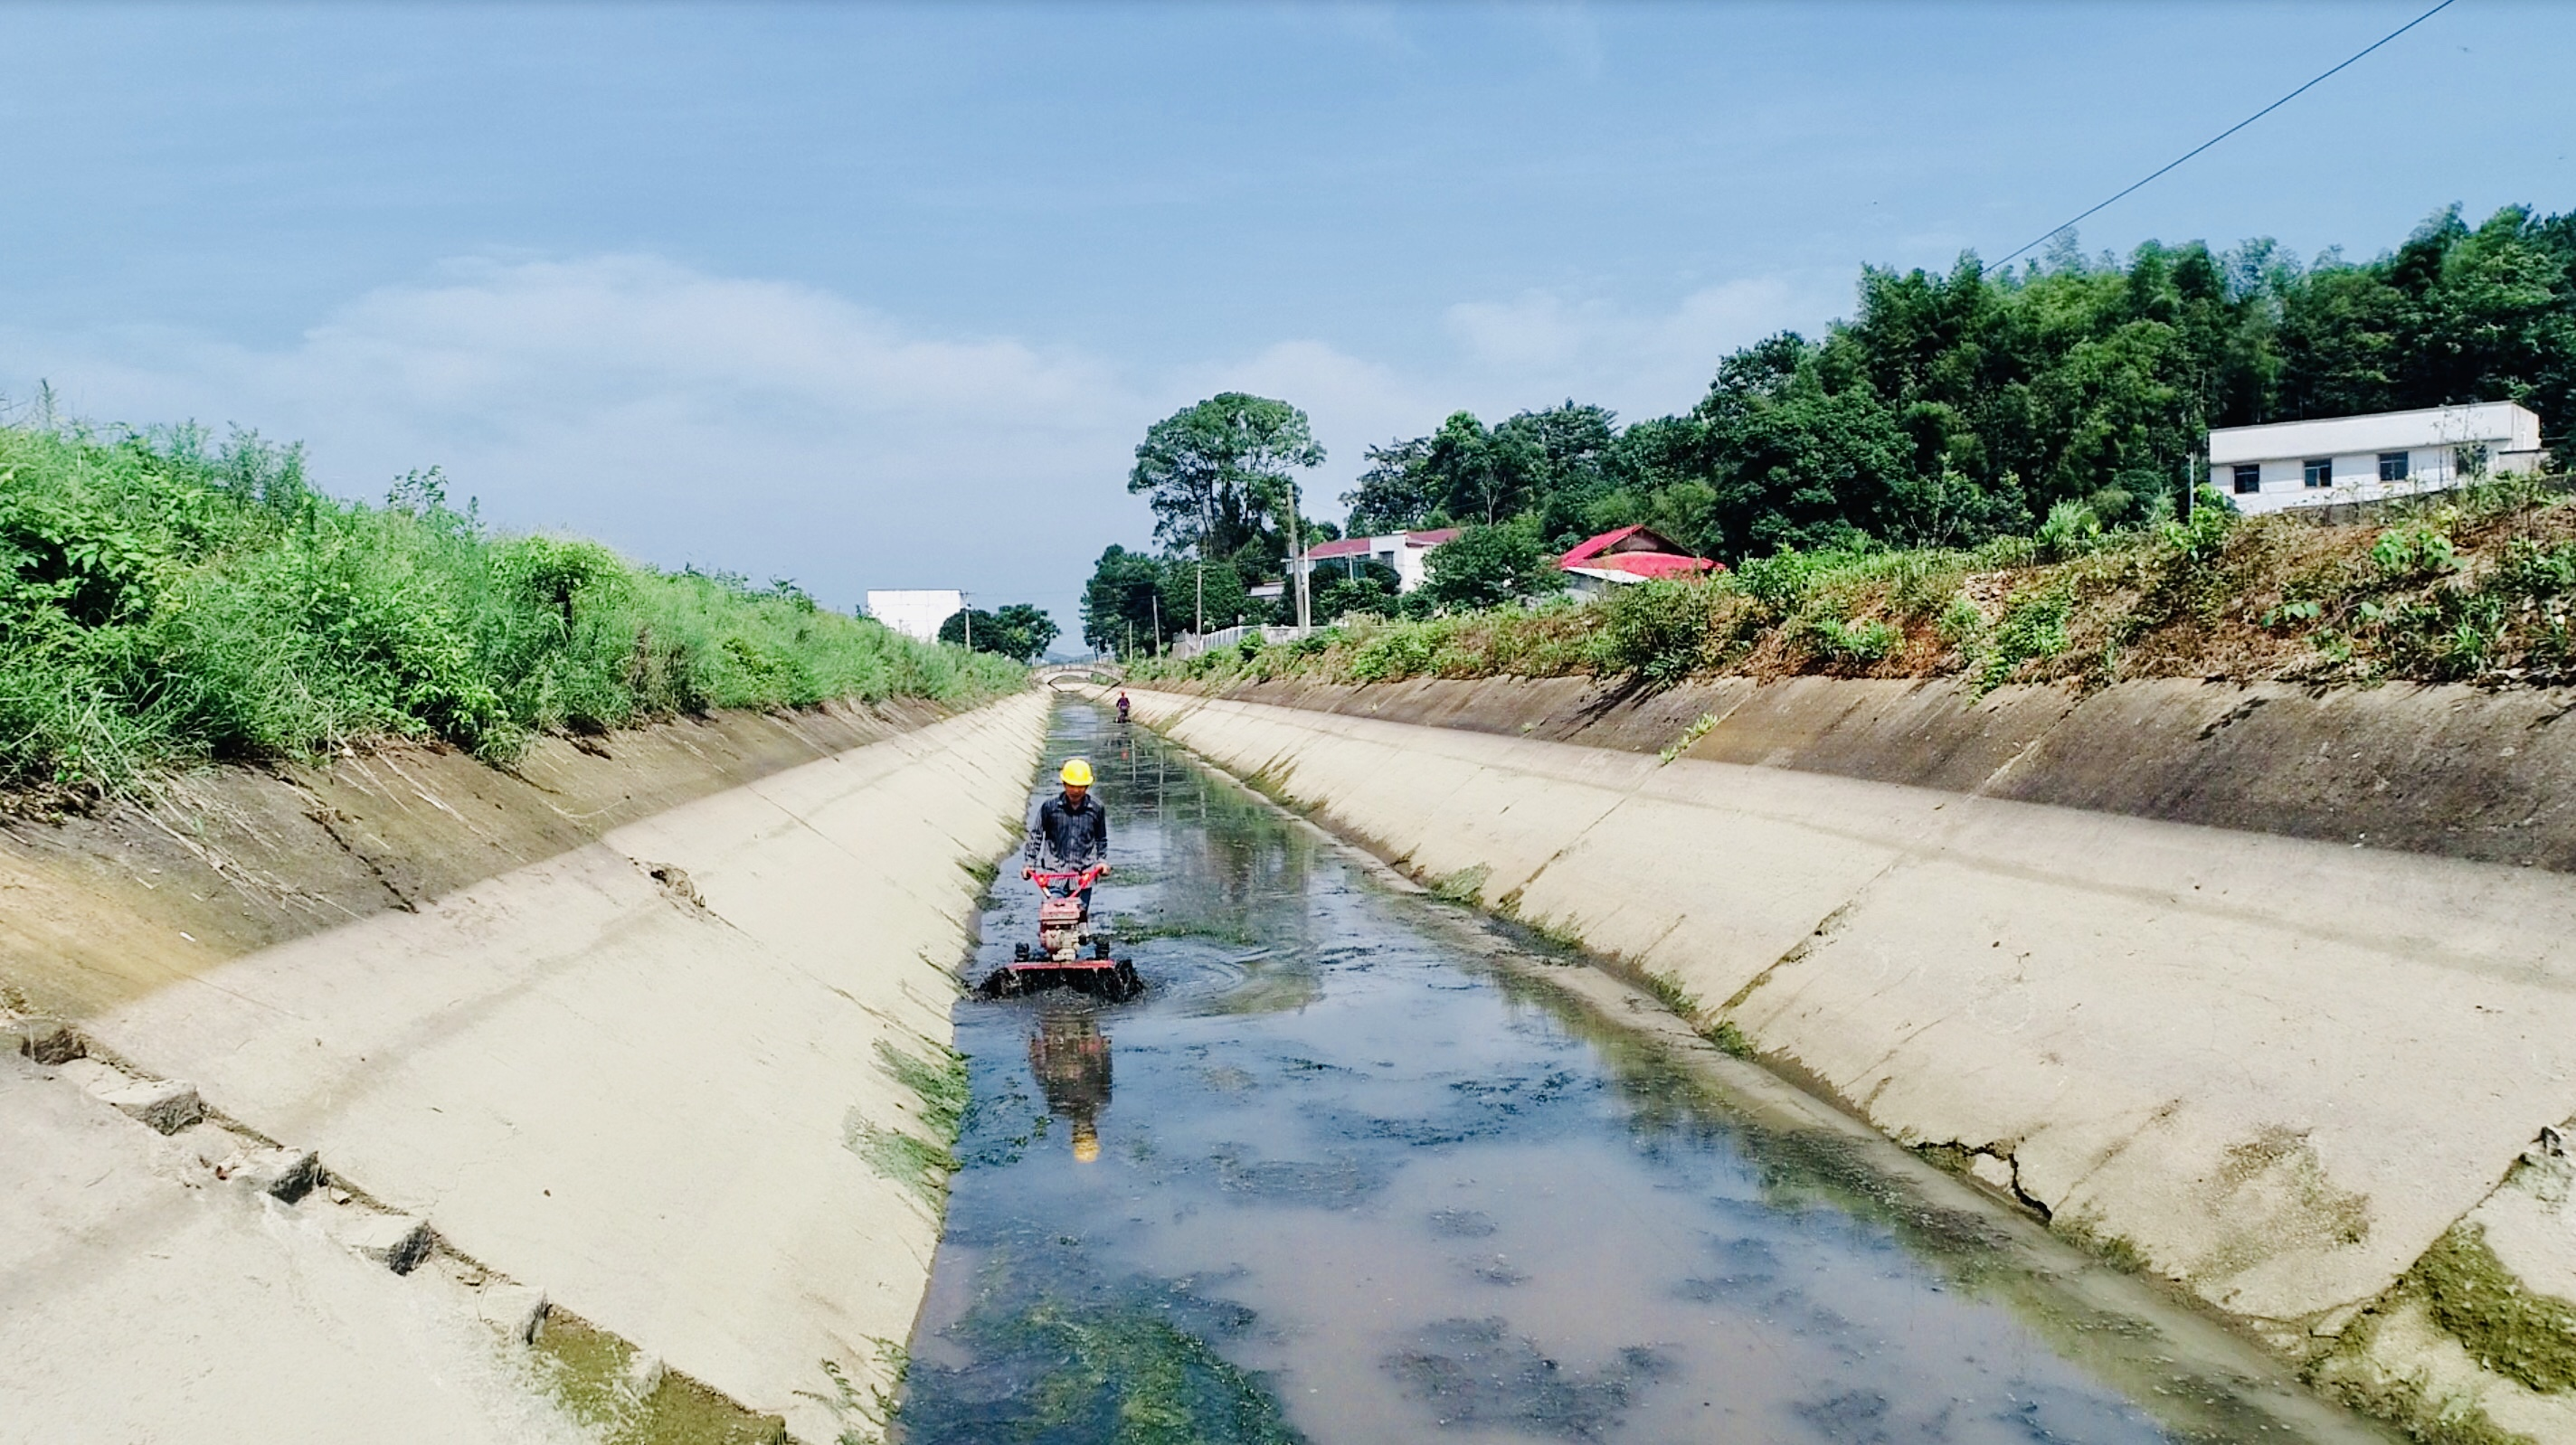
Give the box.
[1073,1121,1101,1163]
[1060,759,1094,787]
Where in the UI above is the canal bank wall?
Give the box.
[1116,676,2576,1443]
[2,690,1050,1443]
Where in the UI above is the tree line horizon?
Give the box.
[1082,202,2576,656]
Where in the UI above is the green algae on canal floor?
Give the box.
[898,702,2391,1445]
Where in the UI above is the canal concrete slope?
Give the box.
[2,691,1048,1444]
[1119,683,2576,1441]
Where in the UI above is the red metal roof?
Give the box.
[1558,524,1649,566]
[1596,552,1718,578]
[1558,524,1719,577]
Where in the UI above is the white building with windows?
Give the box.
[2207,402,2546,515]
[1291,528,1463,594]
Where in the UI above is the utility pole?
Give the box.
[1283,479,1312,633]
[1151,591,1161,653]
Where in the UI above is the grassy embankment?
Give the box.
[1137,480,2576,698]
[0,420,1020,798]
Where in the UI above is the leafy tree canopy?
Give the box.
[1077,545,1268,656]
[1080,544,1166,656]
[1416,515,1568,611]
[1127,393,1326,569]
[1340,204,2576,565]
[938,602,1058,663]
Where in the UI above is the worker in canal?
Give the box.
[1024,757,1110,909]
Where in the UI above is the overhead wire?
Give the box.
[1994,0,2462,268]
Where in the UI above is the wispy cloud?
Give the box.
[1,251,1846,631]
[3,256,1156,623]
[1442,272,1850,421]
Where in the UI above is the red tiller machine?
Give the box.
[977,864,1143,1001]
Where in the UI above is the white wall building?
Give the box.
[863,589,964,643]
[2207,402,2546,515]
[1291,528,1462,594]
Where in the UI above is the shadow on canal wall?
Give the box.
[1116,677,2576,1445]
[1,691,1049,1443]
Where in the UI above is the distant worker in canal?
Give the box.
[1024,758,1110,909]
[1116,690,1131,722]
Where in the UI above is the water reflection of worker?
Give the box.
[1029,1010,1112,1164]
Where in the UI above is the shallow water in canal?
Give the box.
[899,703,2350,1444]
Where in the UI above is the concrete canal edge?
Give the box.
[1,689,1051,1443]
[1115,677,2576,1445]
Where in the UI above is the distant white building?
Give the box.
[864,589,964,643]
[2208,402,2547,515]
[1292,528,1463,594]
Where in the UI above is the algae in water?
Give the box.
[903,1281,1306,1445]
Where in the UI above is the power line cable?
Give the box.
[1994,0,2461,268]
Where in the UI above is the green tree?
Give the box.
[1416,515,1567,611]
[1342,403,1618,542]
[937,603,1057,663]
[1080,544,1168,656]
[1310,557,1402,623]
[1160,559,1253,636]
[1127,393,1326,571]
[1294,203,2576,584]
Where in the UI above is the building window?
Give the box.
[2304,458,2333,488]
[2379,452,2410,482]
[2232,464,2261,495]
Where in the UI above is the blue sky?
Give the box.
[2,2,2568,640]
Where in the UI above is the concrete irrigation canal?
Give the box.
[902,700,2383,1445]
[13,678,2575,1442]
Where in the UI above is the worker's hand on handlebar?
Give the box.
[1097,864,1110,875]
[1020,866,1035,879]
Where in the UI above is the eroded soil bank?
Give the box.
[904,701,2387,1444]
[1118,677,2576,1444]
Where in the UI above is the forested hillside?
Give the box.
[1089,205,2574,655]
[1345,204,2574,563]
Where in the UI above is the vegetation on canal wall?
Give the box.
[1134,475,2576,699]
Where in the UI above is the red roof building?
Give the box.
[1557,525,1719,593]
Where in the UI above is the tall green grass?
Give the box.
[0,420,1020,792]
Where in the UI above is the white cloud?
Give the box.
[0,251,1849,641]
[1,255,1159,631]
[1175,337,1449,515]
[1443,272,1846,421]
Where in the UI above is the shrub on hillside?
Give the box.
[1589,579,1728,687]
